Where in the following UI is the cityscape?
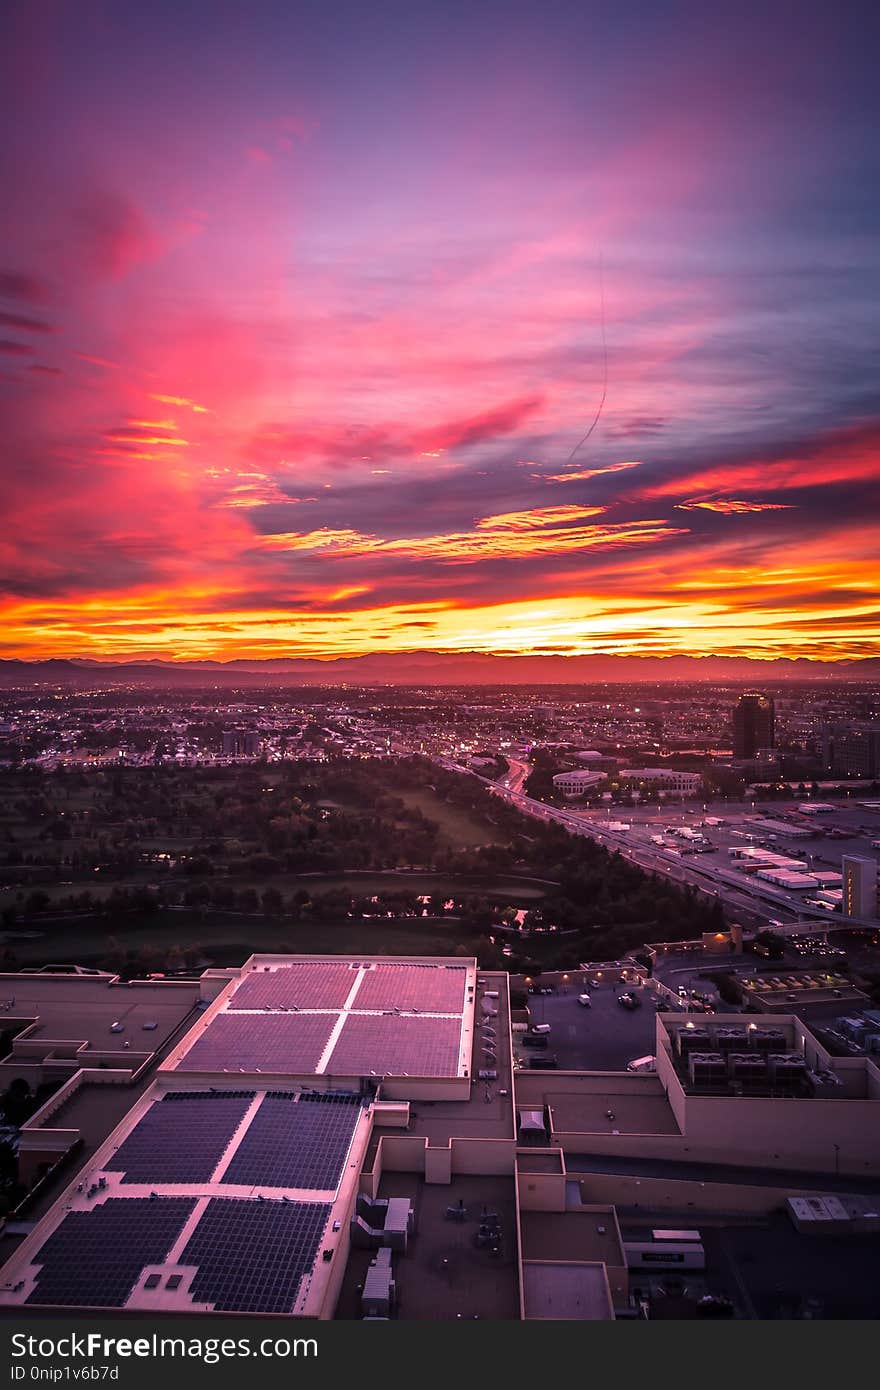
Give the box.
[1,0,879,1340]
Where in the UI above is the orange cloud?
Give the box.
[474,504,604,530]
[676,498,795,513]
[642,423,880,500]
[259,511,683,564]
[540,461,642,483]
[151,393,212,413]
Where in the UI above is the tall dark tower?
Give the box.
[732,693,775,758]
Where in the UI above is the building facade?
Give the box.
[843,855,879,919]
[732,693,775,759]
[822,722,880,779]
[618,768,703,794]
[552,769,607,796]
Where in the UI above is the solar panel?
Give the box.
[229,963,355,1012]
[329,1013,462,1076]
[224,1093,361,1190]
[26,1198,195,1308]
[182,1198,330,1313]
[178,1014,335,1073]
[354,963,467,1013]
[107,1092,254,1184]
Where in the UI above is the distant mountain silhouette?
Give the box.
[0,651,877,687]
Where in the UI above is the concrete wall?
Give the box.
[516,1070,663,1104]
[368,1131,516,1184]
[373,1134,428,1175]
[516,1161,567,1212]
[553,1113,880,1177]
[378,1076,470,1103]
[0,1062,45,1091]
[680,1092,880,1176]
[425,1146,452,1185]
[650,1013,880,1175]
[451,1138,516,1176]
[578,1170,842,1215]
[371,1101,410,1130]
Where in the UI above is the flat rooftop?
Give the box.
[519,1209,624,1267]
[516,1151,564,1174]
[164,955,476,1082]
[521,1262,612,1320]
[0,1082,372,1317]
[397,971,514,1143]
[0,974,199,1055]
[335,1172,520,1321]
[516,1077,681,1138]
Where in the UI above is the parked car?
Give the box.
[626,1055,656,1073]
[522,1033,549,1049]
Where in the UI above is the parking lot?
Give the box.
[517,977,659,1072]
[565,798,880,928]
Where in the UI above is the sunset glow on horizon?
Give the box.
[1,2,878,665]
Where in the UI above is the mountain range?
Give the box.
[0,652,877,688]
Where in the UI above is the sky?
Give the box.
[1,0,878,664]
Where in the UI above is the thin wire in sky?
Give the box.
[562,253,608,469]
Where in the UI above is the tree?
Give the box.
[261,886,284,917]
[714,972,745,1006]
[753,929,785,960]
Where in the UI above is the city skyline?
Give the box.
[1,1,879,664]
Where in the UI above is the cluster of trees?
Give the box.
[1,756,726,969]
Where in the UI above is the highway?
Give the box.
[436,757,879,931]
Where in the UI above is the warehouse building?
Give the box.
[2,954,880,1321]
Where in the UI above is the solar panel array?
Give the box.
[353,962,467,1013]
[328,1013,462,1076]
[172,959,471,1078]
[228,962,355,1012]
[182,1198,330,1313]
[180,1014,335,1073]
[224,1093,361,1190]
[26,1199,196,1308]
[108,1092,254,1184]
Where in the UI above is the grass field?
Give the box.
[0,911,474,968]
[390,787,503,848]
[0,868,550,907]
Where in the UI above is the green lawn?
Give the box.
[1,912,474,968]
[390,787,503,848]
[0,868,549,906]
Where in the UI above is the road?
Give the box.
[437,759,879,931]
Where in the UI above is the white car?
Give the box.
[626,1055,656,1074]
[531,1022,552,1034]
[578,992,591,1007]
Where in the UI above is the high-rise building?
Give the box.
[222,729,262,757]
[732,693,775,759]
[821,721,880,778]
[842,856,878,919]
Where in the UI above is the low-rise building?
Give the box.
[618,768,703,794]
[552,769,607,796]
